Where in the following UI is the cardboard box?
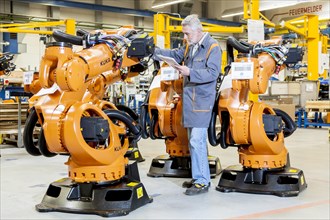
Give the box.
[300,81,319,107]
[268,103,296,121]
[278,97,293,104]
[288,82,300,95]
[270,81,288,95]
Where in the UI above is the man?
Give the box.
[154,14,221,195]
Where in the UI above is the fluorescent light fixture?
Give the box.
[152,0,190,9]
[221,7,244,18]
[222,12,244,18]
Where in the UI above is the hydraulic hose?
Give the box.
[76,29,90,37]
[139,60,160,139]
[104,109,142,140]
[23,108,41,156]
[52,30,83,45]
[153,60,161,72]
[208,94,221,146]
[149,112,158,140]
[273,108,297,137]
[38,128,56,157]
[139,101,149,139]
[239,40,253,49]
[219,111,230,149]
[116,104,139,121]
[208,108,220,146]
[208,64,232,147]
[124,29,138,38]
[227,36,250,53]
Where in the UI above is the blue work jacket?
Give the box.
[154,33,221,128]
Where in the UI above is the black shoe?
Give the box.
[182,179,195,188]
[182,180,211,188]
[184,183,209,196]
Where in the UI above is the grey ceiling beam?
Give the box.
[12,0,243,26]
[13,0,156,17]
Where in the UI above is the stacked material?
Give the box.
[305,100,330,112]
[0,102,29,146]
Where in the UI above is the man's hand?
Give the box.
[175,65,190,76]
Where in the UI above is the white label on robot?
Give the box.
[160,66,179,81]
[23,71,34,85]
[231,62,254,80]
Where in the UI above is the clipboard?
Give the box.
[157,55,180,69]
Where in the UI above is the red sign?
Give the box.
[289,5,323,16]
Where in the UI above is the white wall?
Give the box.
[0,2,49,70]
[59,7,95,22]
[264,0,330,23]
[0,0,11,13]
[14,34,46,71]
[102,12,135,27]
[190,0,202,16]
[208,0,242,21]
[208,0,329,24]
[102,0,135,8]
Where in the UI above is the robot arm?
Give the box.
[139,60,189,160]
[0,53,15,76]
[39,29,153,91]
[209,36,299,169]
[23,27,154,183]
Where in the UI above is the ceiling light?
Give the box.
[152,0,190,9]
[222,12,244,18]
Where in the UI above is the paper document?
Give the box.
[219,75,232,91]
[157,55,180,68]
[149,75,161,91]
[35,83,59,97]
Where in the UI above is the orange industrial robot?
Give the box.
[208,36,307,197]
[0,52,15,76]
[23,27,154,216]
[140,60,222,178]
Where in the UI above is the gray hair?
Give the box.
[181,14,203,31]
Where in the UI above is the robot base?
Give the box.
[36,162,152,217]
[124,138,145,163]
[216,164,307,197]
[125,147,145,162]
[147,155,222,178]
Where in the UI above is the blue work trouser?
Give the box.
[187,127,210,185]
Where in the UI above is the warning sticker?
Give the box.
[137,186,143,199]
[300,176,305,185]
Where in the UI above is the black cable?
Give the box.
[273,108,297,138]
[23,108,41,156]
[38,128,57,157]
[52,30,84,45]
[104,109,142,140]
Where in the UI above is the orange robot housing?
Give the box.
[140,60,221,178]
[23,27,154,216]
[208,36,307,197]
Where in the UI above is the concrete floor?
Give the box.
[1,128,329,219]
